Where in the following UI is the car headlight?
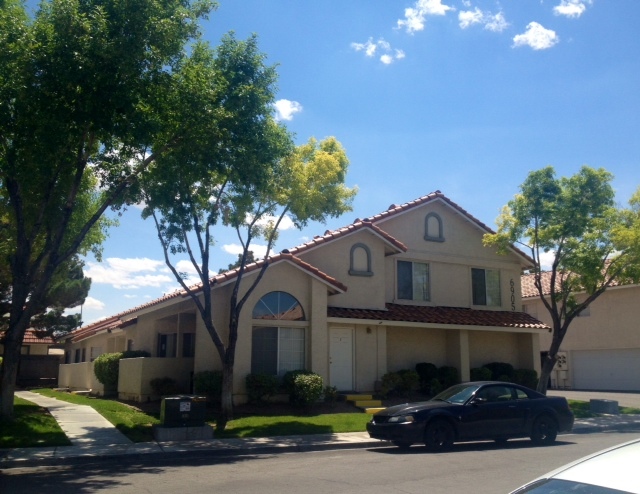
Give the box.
[388,415,415,424]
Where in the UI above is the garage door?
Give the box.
[572,349,640,391]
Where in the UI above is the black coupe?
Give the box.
[366,381,574,450]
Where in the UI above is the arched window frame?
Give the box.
[349,243,373,276]
[424,212,445,242]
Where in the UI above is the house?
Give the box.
[1,329,63,387]
[58,191,548,402]
[522,272,640,391]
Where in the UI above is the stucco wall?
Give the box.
[58,362,104,394]
[118,357,195,402]
[386,327,448,371]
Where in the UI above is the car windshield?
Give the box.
[431,384,480,404]
[513,479,632,494]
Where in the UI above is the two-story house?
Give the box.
[58,191,548,402]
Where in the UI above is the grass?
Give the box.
[2,392,639,449]
[0,396,71,448]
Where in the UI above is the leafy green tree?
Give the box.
[484,166,640,393]
[144,131,356,431]
[0,0,216,419]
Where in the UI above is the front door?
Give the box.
[330,327,353,391]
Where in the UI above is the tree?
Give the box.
[0,0,217,419]
[220,251,257,274]
[484,166,640,394]
[144,130,356,429]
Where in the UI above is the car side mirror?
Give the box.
[471,397,487,405]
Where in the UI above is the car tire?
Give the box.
[392,441,412,449]
[530,414,558,445]
[424,419,454,451]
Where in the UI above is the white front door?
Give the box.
[330,327,354,391]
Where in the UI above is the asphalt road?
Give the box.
[2,431,639,494]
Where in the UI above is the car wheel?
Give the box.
[424,419,454,451]
[530,415,558,445]
[392,441,412,449]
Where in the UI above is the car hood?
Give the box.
[376,400,454,416]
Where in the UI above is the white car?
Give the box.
[510,438,640,493]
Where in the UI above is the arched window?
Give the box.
[424,212,445,242]
[252,291,306,376]
[252,291,305,321]
[349,243,373,276]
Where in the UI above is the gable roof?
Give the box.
[521,271,630,299]
[328,303,549,330]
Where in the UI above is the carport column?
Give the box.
[446,329,470,382]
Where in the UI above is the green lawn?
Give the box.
[2,391,639,449]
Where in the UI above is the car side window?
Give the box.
[515,388,529,400]
[477,385,512,403]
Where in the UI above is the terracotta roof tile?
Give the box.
[327,303,549,330]
[521,270,626,299]
[21,330,55,345]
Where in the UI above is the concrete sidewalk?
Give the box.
[2,390,640,469]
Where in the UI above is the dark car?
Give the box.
[366,381,574,450]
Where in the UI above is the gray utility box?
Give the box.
[160,395,207,427]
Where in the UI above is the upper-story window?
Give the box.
[424,212,445,242]
[472,268,501,307]
[349,243,373,276]
[398,260,430,301]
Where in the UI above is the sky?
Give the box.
[77,0,640,325]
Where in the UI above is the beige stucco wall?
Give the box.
[58,362,104,394]
[118,357,194,402]
[386,327,448,371]
[469,330,539,371]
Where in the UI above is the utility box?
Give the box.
[160,395,207,427]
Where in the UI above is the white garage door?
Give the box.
[572,349,640,391]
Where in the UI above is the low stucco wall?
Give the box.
[118,357,194,402]
[58,362,104,395]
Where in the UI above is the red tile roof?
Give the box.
[21,330,56,345]
[521,270,627,299]
[327,303,549,330]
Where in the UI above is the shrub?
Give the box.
[193,370,223,402]
[483,362,515,381]
[245,373,279,404]
[397,369,420,394]
[415,362,438,391]
[438,366,460,389]
[324,385,339,403]
[380,371,403,398]
[514,368,538,390]
[282,369,315,394]
[290,373,324,407]
[470,367,492,381]
[429,378,443,396]
[93,353,124,389]
[150,377,180,397]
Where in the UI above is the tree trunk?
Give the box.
[0,331,24,420]
[537,353,557,395]
[216,361,234,433]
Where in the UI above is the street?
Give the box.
[2,432,639,493]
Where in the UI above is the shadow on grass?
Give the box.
[0,401,71,448]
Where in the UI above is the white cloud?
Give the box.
[553,0,591,18]
[351,37,406,64]
[539,251,556,271]
[222,243,269,260]
[513,22,559,50]
[274,99,302,121]
[397,0,454,34]
[84,257,174,289]
[174,259,202,286]
[459,9,508,32]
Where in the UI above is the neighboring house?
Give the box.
[58,191,548,402]
[1,329,63,387]
[522,273,640,391]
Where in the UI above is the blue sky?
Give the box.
[78,0,640,324]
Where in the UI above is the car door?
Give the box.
[458,385,528,439]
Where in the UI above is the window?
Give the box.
[349,243,373,276]
[253,291,305,321]
[157,333,177,358]
[251,326,305,376]
[81,348,86,362]
[252,292,306,376]
[182,333,195,357]
[397,260,430,301]
[424,212,445,242]
[472,268,501,306]
[74,349,81,363]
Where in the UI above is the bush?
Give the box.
[245,373,279,404]
[470,367,492,381]
[380,369,419,397]
[193,370,223,402]
[397,369,420,394]
[93,353,124,389]
[483,362,515,381]
[429,378,443,396]
[150,377,180,397]
[514,369,538,390]
[380,371,403,398]
[438,365,460,389]
[282,369,315,394]
[415,362,438,392]
[324,385,339,403]
[290,373,324,407]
